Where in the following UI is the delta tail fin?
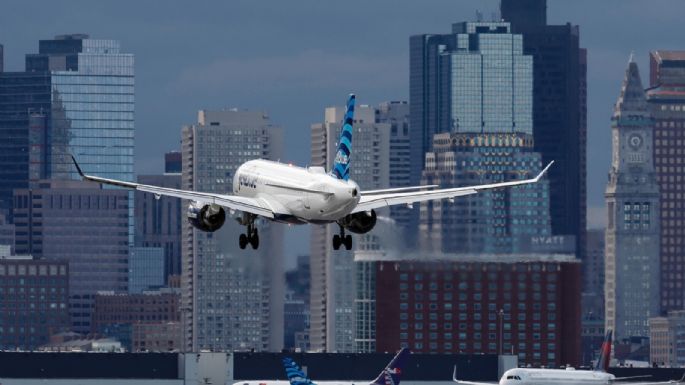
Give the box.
[282,357,315,385]
[594,329,612,372]
[370,348,410,385]
[331,94,355,181]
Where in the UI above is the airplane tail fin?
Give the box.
[282,357,314,385]
[330,94,355,181]
[594,329,613,372]
[371,348,410,385]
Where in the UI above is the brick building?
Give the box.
[356,253,580,367]
[0,256,70,349]
[92,290,180,332]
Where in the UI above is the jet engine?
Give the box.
[337,210,377,234]
[187,202,226,232]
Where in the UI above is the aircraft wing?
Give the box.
[71,156,275,219]
[352,161,553,213]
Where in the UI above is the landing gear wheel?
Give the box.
[344,234,353,250]
[239,234,248,249]
[332,234,341,250]
[250,232,260,250]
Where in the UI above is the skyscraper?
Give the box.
[309,103,392,352]
[181,109,284,352]
[309,101,413,352]
[646,51,685,312]
[605,58,660,339]
[417,21,550,254]
[501,0,587,260]
[0,34,134,241]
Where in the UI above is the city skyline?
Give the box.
[2,2,684,254]
[0,0,683,362]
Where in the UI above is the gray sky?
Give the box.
[2,0,683,264]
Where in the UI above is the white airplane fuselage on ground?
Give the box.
[233,159,360,224]
[498,368,616,385]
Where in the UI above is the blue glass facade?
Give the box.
[38,38,135,182]
[449,22,532,134]
[420,133,550,254]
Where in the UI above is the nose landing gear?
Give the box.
[332,225,352,250]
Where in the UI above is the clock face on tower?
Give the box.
[628,133,643,150]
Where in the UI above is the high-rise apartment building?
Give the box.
[355,254,581,367]
[605,59,660,339]
[181,109,284,352]
[13,180,130,333]
[501,0,587,261]
[0,256,70,350]
[309,102,409,352]
[646,51,685,312]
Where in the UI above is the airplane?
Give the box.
[453,330,684,385]
[70,94,553,251]
[231,347,410,385]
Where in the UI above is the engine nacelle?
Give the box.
[187,202,226,232]
[337,210,377,234]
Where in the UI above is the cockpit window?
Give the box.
[506,376,521,380]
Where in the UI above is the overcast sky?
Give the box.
[2,0,683,264]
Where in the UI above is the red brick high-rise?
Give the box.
[647,51,685,312]
[366,254,581,367]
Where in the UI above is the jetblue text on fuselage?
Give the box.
[238,174,258,189]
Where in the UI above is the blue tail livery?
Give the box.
[371,348,410,385]
[282,357,315,385]
[331,93,355,181]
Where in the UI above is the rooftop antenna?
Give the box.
[476,10,483,22]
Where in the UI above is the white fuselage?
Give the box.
[499,368,615,385]
[233,159,360,224]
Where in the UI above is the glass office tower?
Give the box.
[25,35,134,182]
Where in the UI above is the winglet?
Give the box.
[453,366,458,382]
[71,154,85,178]
[534,161,554,182]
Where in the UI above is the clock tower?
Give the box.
[605,57,660,339]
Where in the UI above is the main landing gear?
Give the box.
[332,225,352,250]
[238,214,259,250]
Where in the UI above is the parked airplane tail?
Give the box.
[282,357,314,385]
[594,329,613,372]
[330,93,355,181]
[371,348,411,385]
